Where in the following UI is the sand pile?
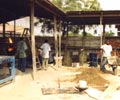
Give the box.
[60,67,109,91]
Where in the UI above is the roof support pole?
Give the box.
[100,14,103,46]
[30,0,37,80]
[53,15,59,67]
[58,21,62,57]
[3,23,6,54]
[66,22,69,37]
[103,25,106,43]
[82,25,86,48]
[58,20,63,67]
[100,13,104,64]
[13,20,16,48]
[3,23,5,38]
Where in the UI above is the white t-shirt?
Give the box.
[101,44,112,57]
[40,43,51,58]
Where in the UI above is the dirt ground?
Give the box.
[0,64,120,100]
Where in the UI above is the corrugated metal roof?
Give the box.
[0,0,65,23]
[66,10,120,25]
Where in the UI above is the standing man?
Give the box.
[100,40,112,72]
[17,37,28,72]
[41,39,51,70]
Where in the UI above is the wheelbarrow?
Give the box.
[107,56,120,74]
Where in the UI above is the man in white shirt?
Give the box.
[41,39,51,70]
[100,40,112,71]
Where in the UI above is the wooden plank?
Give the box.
[41,87,79,95]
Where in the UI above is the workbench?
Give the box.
[0,56,15,84]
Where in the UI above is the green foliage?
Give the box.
[52,0,101,12]
[52,0,63,11]
[86,32,94,37]
[64,32,94,37]
[52,0,102,36]
[35,0,102,35]
[105,31,115,36]
[63,31,82,37]
[82,0,101,11]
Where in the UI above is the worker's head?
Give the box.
[105,40,110,45]
[44,39,48,43]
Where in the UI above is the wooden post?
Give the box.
[82,25,86,48]
[54,16,58,67]
[100,13,103,63]
[100,14,103,46]
[103,25,106,43]
[13,20,16,49]
[3,23,6,54]
[58,21,63,67]
[58,33,61,56]
[3,23,5,38]
[30,0,37,80]
[66,22,69,37]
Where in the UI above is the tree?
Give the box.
[35,0,102,36]
[105,31,114,36]
[52,0,101,36]
[34,18,54,33]
[52,0,101,12]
